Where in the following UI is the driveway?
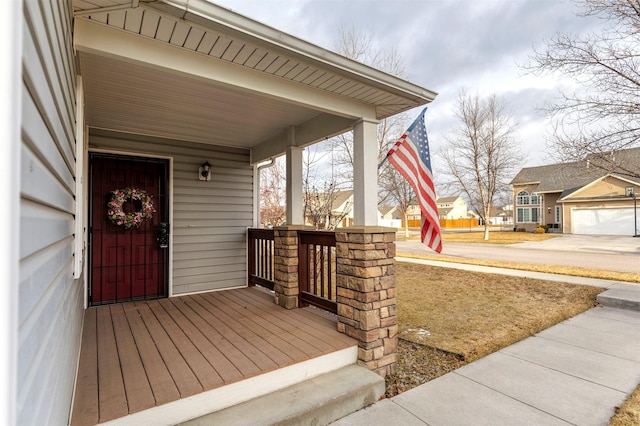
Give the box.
[395,234,640,274]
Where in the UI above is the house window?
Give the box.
[516,191,529,205]
[531,207,539,223]
[555,206,561,224]
[517,208,529,222]
[531,193,540,205]
[517,207,540,223]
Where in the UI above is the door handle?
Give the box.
[158,223,169,248]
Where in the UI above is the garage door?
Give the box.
[572,208,637,235]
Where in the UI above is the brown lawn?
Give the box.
[395,262,603,361]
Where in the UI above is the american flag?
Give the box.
[387,107,442,253]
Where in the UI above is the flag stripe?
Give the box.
[387,107,442,253]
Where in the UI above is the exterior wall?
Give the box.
[89,131,253,295]
[579,176,633,198]
[20,1,83,424]
[540,192,562,231]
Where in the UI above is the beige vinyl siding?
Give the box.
[20,1,82,425]
[89,130,253,295]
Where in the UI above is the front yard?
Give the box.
[386,261,603,397]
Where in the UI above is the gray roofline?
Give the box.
[158,0,438,105]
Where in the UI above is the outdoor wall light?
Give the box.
[547,206,552,214]
[626,186,635,197]
[199,160,212,181]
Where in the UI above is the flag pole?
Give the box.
[377,152,391,170]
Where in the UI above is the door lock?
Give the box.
[158,223,169,248]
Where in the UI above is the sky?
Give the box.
[215,0,605,173]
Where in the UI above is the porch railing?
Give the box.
[298,230,337,314]
[247,228,275,290]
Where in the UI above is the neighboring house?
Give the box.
[378,205,401,228]
[7,1,436,425]
[487,205,513,226]
[405,198,421,221]
[304,190,354,229]
[510,148,640,235]
[406,195,468,220]
[436,196,468,219]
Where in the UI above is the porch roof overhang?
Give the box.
[73,0,437,164]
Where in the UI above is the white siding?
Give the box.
[20,1,83,425]
[89,130,253,295]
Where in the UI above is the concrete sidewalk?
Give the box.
[333,260,640,426]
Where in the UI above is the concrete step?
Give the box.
[179,365,385,426]
[597,287,640,311]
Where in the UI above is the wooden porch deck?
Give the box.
[70,287,356,426]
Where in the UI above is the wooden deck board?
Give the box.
[198,295,306,367]
[110,304,156,414]
[121,303,180,407]
[158,298,243,385]
[148,300,224,390]
[184,295,280,372]
[72,287,357,425]
[96,305,128,422]
[225,290,338,354]
[197,291,308,362]
[240,289,356,346]
[135,302,203,398]
[70,309,98,426]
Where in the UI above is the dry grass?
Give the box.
[396,251,640,284]
[396,262,603,361]
[610,383,640,426]
[442,230,559,244]
[396,230,560,244]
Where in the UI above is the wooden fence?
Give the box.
[401,218,479,229]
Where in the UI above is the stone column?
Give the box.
[273,225,307,309]
[335,227,397,377]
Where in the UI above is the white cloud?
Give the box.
[218,0,606,170]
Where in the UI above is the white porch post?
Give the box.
[353,118,379,226]
[285,128,304,225]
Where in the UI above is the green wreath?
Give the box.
[107,187,156,229]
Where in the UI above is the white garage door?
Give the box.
[572,208,637,235]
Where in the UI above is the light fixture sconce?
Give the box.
[199,160,212,181]
[547,206,551,213]
[626,186,635,197]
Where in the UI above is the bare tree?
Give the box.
[527,0,640,177]
[289,24,416,227]
[379,166,414,237]
[303,186,352,230]
[259,158,286,227]
[302,144,351,230]
[328,24,413,211]
[442,91,523,240]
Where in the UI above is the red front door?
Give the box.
[90,153,169,305]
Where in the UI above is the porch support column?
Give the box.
[336,227,398,377]
[353,118,379,226]
[273,225,308,309]
[285,128,304,225]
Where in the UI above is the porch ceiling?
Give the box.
[79,51,320,151]
[73,0,437,162]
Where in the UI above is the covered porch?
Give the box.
[70,286,357,425]
[69,0,436,424]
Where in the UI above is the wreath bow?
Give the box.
[107,187,156,229]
